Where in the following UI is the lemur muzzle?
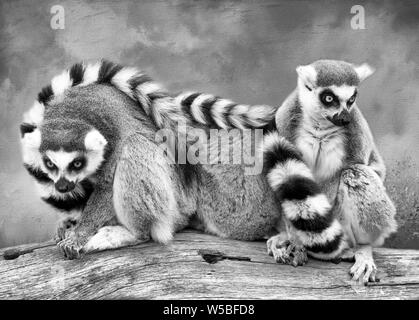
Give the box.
[55,177,76,193]
[327,109,351,126]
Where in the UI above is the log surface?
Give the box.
[0,230,418,300]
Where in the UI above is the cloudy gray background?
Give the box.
[0,0,418,248]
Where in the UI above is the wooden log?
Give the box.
[0,230,418,300]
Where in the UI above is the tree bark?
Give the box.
[0,230,418,299]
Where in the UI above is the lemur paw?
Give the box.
[55,217,78,243]
[349,256,378,285]
[267,235,308,267]
[57,235,85,260]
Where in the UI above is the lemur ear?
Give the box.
[296,65,317,88]
[354,63,375,82]
[84,129,107,151]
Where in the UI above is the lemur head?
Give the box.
[20,60,157,212]
[296,59,375,126]
[21,116,107,198]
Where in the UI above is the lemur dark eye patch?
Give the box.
[68,157,86,171]
[347,90,358,105]
[319,90,338,107]
[43,157,57,171]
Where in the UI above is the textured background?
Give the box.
[0,0,418,248]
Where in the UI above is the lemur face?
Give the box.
[296,60,374,126]
[42,150,89,193]
[20,114,107,211]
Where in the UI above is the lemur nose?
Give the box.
[55,177,75,193]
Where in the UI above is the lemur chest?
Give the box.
[296,124,346,181]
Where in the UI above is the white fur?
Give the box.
[80,62,100,86]
[51,70,73,96]
[134,87,151,115]
[136,81,162,96]
[296,112,345,181]
[354,63,375,82]
[21,129,42,167]
[83,130,107,177]
[191,94,212,124]
[83,226,138,252]
[262,132,287,153]
[174,91,193,107]
[152,97,185,128]
[150,220,174,244]
[229,104,248,129]
[297,79,317,111]
[23,101,45,125]
[246,105,272,126]
[281,200,304,220]
[211,99,234,129]
[305,194,331,217]
[84,129,107,151]
[281,194,330,220]
[231,103,248,116]
[111,67,139,99]
[329,85,357,101]
[267,159,314,191]
[296,65,317,88]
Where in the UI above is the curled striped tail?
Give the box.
[174,92,277,130]
[32,60,277,131]
[262,132,348,260]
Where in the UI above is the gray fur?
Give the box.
[24,81,280,258]
[313,60,360,87]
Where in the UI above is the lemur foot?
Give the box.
[57,234,84,260]
[350,248,379,285]
[267,235,308,267]
[55,217,78,243]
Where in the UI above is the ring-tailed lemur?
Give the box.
[264,60,397,284]
[20,60,282,259]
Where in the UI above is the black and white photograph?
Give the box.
[0,0,418,302]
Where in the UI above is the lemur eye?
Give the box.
[70,158,85,171]
[348,95,356,103]
[325,95,334,103]
[73,160,83,168]
[45,160,55,169]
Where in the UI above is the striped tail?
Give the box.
[262,132,347,260]
[174,92,277,130]
[33,60,276,131]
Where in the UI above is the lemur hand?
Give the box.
[57,231,85,260]
[55,217,78,243]
[267,234,308,267]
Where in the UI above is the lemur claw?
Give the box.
[349,258,378,285]
[267,235,308,267]
[55,217,78,243]
[57,236,84,260]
